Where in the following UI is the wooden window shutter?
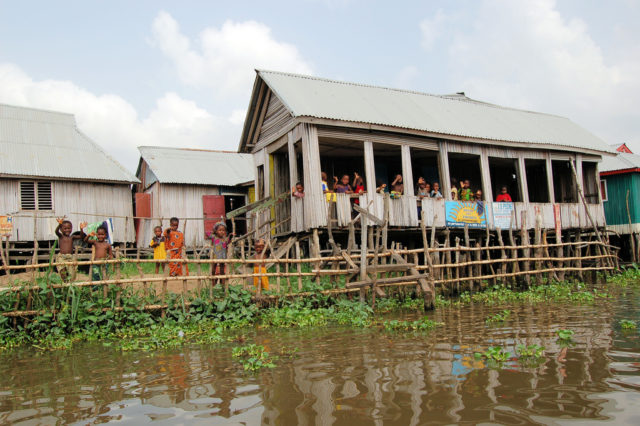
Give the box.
[37,181,53,210]
[20,181,36,210]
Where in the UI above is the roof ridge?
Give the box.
[0,102,75,118]
[256,69,567,119]
[75,128,138,182]
[139,145,243,154]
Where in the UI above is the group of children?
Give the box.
[450,179,513,203]
[55,216,269,292]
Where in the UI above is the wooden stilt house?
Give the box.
[238,71,614,237]
[0,104,138,245]
[135,146,254,247]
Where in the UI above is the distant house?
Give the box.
[599,147,640,235]
[135,146,254,246]
[0,104,138,245]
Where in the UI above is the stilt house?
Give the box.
[599,146,640,235]
[238,70,614,236]
[135,146,254,247]
[0,104,138,244]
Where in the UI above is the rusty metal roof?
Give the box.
[256,70,613,155]
[0,104,138,183]
[138,146,254,186]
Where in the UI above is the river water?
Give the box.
[1,287,639,425]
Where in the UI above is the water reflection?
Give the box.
[0,289,639,425]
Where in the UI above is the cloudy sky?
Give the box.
[1,0,639,172]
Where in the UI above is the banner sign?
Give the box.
[0,216,13,236]
[445,201,486,229]
[492,202,514,230]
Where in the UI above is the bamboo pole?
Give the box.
[627,189,637,263]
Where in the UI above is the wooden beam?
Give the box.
[438,141,451,199]
[353,204,384,227]
[546,155,556,203]
[401,144,414,196]
[517,154,529,204]
[363,140,376,197]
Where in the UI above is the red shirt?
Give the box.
[496,193,512,202]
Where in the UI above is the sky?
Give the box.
[1,0,639,173]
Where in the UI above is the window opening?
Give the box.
[524,159,549,203]
[488,157,520,202]
[582,162,599,204]
[600,179,608,202]
[372,143,402,194]
[552,160,577,203]
[20,181,53,211]
[410,148,440,196]
[319,138,365,193]
[448,153,482,200]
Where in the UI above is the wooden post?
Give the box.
[627,189,637,263]
[295,241,302,291]
[520,211,530,288]
[534,212,542,285]
[360,215,368,303]
[444,229,451,294]
[115,247,122,308]
[496,229,507,283]
[508,213,519,287]
[31,212,38,283]
[463,224,472,291]
[313,228,321,285]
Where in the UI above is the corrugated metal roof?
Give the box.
[139,146,254,186]
[0,104,138,183]
[599,152,640,172]
[257,70,613,154]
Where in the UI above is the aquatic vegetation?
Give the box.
[381,317,442,331]
[485,309,511,324]
[232,344,277,371]
[475,346,511,362]
[556,329,575,341]
[459,281,606,306]
[619,319,638,330]
[516,344,545,359]
[607,264,640,286]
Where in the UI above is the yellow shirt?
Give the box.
[150,238,167,260]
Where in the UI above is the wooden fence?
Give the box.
[0,233,617,318]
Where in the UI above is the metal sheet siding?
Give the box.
[138,147,254,186]
[603,173,640,228]
[0,104,138,183]
[138,183,222,247]
[0,179,135,242]
[258,71,612,154]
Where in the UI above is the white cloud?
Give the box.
[420,9,447,51]
[420,0,640,151]
[152,11,314,98]
[0,63,241,172]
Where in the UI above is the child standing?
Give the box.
[55,218,87,282]
[431,182,443,198]
[496,186,513,202]
[391,174,403,198]
[149,225,166,274]
[334,174,353,193]
[84,226,113,281]
[252,238,269,292]
[321,172,336,202]
[210,222,232,285]
[164,217,188,277]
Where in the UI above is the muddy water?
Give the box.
[1,289,640,425]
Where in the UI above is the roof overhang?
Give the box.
[600,168,640,177]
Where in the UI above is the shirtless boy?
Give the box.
[55,217,87,281]
[84,226,113,281]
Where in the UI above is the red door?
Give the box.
[203,195,225,238]
[135,193,152,245]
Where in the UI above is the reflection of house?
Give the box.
[134,146,254,246]
[0,104,138,244]
[238,71,613,235]
[599,144,640,235]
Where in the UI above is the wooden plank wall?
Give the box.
[0,180,135,243]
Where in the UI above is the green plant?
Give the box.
[381,317,442,331]
[620,319,637,330]
[556,329,574,341]
[232,344,277,371]
[475,346,511,362]
[516,344,545,358]
[485,310,511,324]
